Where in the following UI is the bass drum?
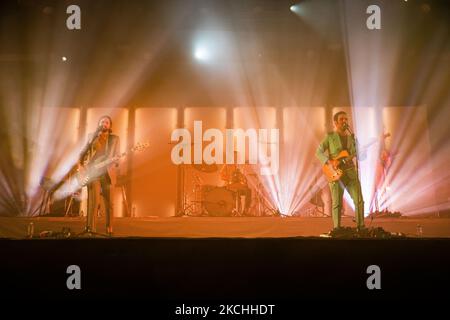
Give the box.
[203,187,235,217]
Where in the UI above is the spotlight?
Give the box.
[194,47,210,62]
[290,5,298,13]
[61,56,67,61]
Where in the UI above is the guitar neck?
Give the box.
[94,151,127,169]
[91,142,148,170]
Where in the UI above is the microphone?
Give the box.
[343,123,354,135]
[95,124,104,135]
[89,125,103,142]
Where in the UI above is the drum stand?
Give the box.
[180,193,197,216]
[176,164,201,217]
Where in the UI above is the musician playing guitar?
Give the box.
[79,115,120,236]
[315,111,365,231]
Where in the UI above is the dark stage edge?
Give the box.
[1,238,449,310]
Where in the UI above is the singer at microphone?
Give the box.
[79,115,120,236]
[97,122,108,135]
[342,122,354,136]
[94,124,103,136]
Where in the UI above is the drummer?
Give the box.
[220,152,252,215]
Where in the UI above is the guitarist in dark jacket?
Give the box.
[79,115,120,236]
[315,111,365,231]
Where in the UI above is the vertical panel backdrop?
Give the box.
[132,108,177,217]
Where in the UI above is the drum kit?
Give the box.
[201,185,235,217]
[178,161,276,217]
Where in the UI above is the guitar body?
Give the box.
[75,159,108,188]
[322,150,350,182]
[320,134,387,182]
[76,141,149,188]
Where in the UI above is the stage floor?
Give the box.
[1,216,450,238]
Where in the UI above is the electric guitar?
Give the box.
[322,150,352,182]
[322,135,388,182]
[76,141,149,187]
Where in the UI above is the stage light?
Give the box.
[289,4,302,15]
[194,47,210,62]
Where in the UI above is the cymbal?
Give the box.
[192,163,218,173]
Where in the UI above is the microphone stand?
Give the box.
[345,125,364,231]
[79,126,102,163]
